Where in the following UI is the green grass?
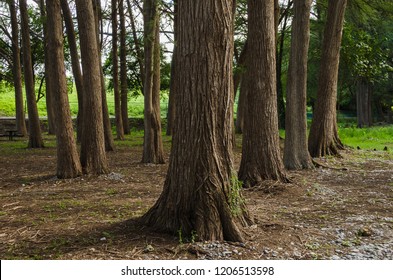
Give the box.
[339,125,393,151]
[0,81,169,118]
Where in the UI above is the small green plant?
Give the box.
[177,228,198,244]
[229,171,244,216]
[190,230,198,243]
[177,228,184,245]
[106,188,118,196]
[341,240,352,247]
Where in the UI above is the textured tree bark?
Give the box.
[283,0,314,170]
[120,0,130,134]
[76,0,109,174]
[112,0,125,140]
[308,0,347,157]
[9,0,27,136]
[39,0,56,135]
[238,0,289,186]
[46,0,82,179]
[141,0,251,241]
[19,0,44,148]
[142,0,164,164]
[60,0,85,143]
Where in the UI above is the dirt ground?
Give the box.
[1,136,392,260]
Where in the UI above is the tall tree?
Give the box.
[276,0,292,129]
[46,0,82,179]
[93,0,115,152]
[120,0,130,134]
[8,0,27,136]
[142,0,164,164]
[238,0,289,186]
[112,0,125,140]
[126,0,145,94]
[39,0,56,135]
[60,0,85,143]
[283,0,314,170]
[234,41,248,134]
[19,0,44,148]
[75,0,109,174]
[308,0,347,157]
[166,0,177,136]
[141,0,251,241]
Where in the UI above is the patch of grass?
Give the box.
[106,188,118,196]
[0,81,169,118]
[339,125,393,152]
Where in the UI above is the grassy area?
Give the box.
[339,125,393,151]
[2,81,392,152]
[0,81,169,118]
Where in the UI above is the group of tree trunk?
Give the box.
[6,0,350,242]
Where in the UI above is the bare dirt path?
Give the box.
[1,139,392,259]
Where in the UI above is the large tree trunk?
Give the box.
[60,0,85,143]
[142,0,164,164]
[308,0,347,157]
[46,0,82,179]
[238,0,289,186]
[112,0,125,140]
[356,79,373,128]
[120,0,130,134]
[141,0,251,241]
[76,0,109,175]
[39,0,56,135]
[283,0,314,170]
[9,0,27,136]
[19,0,44,148]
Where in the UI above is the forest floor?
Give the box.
[0,135,392,260]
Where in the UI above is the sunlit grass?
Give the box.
[339,125,393,152]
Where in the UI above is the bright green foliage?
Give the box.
[339,125,393,151]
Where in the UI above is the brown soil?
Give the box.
[1,136,392,260]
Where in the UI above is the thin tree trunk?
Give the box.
[141,0,251,241]
[19,0,44,148]
[308,0,347,157]
[166,0,177,136]
[9,0,27,136]
[46,0,82,179]
[92,0,115,152]
[112,0,125,140]
[142,0,164,164]
[276,1,292,130]
[126,0,145,93]
[76,0,109,174]
[60,0,85,143]
[120,0,130,134]
[234,41,248,134]
[238,0,289,186]
[39,0,56,135]
[283,0,314,170]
